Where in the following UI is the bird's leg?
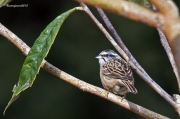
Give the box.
[121,94,126,101]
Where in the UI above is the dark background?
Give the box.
[0,0,180,118]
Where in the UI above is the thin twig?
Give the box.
[158,27,180,88]
[152,4,180,95]
[149,1,180,90]
[76,1,180,91]
[96,8,131,58]
[95,6,180,115]
[79,3,180,115]
[157,28,179,80]
[0,22,169,118]
[96,6,176,100]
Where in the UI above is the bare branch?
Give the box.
[157,28,180,89]
[76,0,164,28]
[0,25,30,55]
[95,6,180,115]
[96,8,131,58]
[173,94,180,108]
[150,1,180,90]
[75,1,180,89]
[78,3,180,115]
[152,4,180,92]
[44,63,169,119]
[150,0,170,14]
[150,0,179,17]
[0,22,170,118]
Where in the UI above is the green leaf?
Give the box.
[4,7,82,115]
[0,0,11,8]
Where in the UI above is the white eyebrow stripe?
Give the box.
[101,52,108,55]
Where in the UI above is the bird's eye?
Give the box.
[101,54,107,57]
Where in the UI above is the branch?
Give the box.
[96,5,180,107]
[75,0,180,94]
[44,63,169,119]
[158,28,179,80]
[150,0,180,94]
[150,0,179,16]
[0,22,169,118]
[157,28,180,89]
[149,0,180,93]
[79,3,180,115]
[151,5,180,93]
[76,0,164,27]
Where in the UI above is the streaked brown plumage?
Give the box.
[96,50,137,97]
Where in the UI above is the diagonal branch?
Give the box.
[151,5,180,93]
[96,6,178,104]
[157,28,180,90]
[79,3,180,115]
[149,0,180,93]
[0,22,169,118]
[75,1,180,92]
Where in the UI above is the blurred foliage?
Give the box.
[0,0,180,119]
[0,0,11,8]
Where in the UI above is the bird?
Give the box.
[95,49,138,98]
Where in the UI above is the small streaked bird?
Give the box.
[96,49,138,98]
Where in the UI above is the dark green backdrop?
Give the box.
[0,0,180,118]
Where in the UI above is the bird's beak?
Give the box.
[95,55,101,59]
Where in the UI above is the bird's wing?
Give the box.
[102,59,133,80]
[102,59,138,94]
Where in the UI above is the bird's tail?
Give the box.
[122,81,138,94]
